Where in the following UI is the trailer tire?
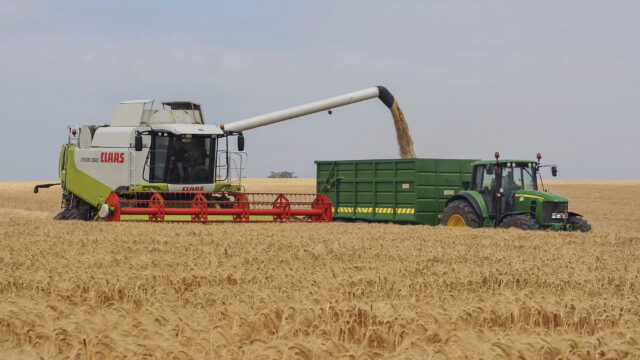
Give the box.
[569,216,591,232]
[441,200,482,228]
[499,214,539,230]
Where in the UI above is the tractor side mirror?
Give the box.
[462,181,470,190]
[237,133,245,152]
[551,166,558,177]
[134,134,143,151]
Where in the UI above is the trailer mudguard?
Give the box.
[445,191,490,223]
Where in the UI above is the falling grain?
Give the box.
[389,100,416,158]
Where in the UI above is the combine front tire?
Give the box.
[499,215,539,230]
[569,216,591,232]
[53,208,86,220]
[441,200,482,228]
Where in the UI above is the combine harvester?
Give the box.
[37,86,400,223]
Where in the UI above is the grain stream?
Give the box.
[389,100,416,159]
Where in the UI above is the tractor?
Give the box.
[441,152,591,231]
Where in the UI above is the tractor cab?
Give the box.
[471,159,539,217]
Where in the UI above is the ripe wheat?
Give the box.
[0,179,638,358]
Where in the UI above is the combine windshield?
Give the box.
[150,134,215,184]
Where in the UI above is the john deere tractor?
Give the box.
[441,153,591,231]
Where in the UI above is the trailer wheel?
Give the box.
[569,216,591,232]
[499,214,539,230]
[441,200,482,228]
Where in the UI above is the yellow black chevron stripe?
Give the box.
[396,208,415,214]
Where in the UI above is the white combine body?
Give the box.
[74,100,225,192]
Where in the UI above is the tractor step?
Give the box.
[104,191,332,223]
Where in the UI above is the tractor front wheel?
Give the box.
[569,216,591,232]
[499,214,539,230]
[441,200,482,228]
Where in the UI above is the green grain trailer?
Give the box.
[316,158,477,225]
[316,156,591,231]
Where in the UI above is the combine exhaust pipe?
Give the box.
[221,86,395,132]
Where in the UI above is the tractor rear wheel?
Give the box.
[499,214,539,230]
[441,200,482,228]
[569,216,591,232]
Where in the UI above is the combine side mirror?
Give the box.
[134,134,143,151]
[551,166,558,177]
[237,133,245,152]
[462,181,470,190]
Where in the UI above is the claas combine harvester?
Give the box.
[37,86,400,223]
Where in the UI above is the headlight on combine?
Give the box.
[551,212,567,220]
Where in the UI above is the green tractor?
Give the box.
[441,152,591,231]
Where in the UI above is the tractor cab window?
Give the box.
[167,135,215,184]
[501,166,520,195]
[501,163,538,193]
[472,164,497,215]
[472,165,496,193]
[522,165,537,190]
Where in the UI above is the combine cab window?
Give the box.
[148,134,216,184]
[150,135,170,182]
[166,136,215,184]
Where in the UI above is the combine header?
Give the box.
[104,192,332,223]
[42,87,401,223]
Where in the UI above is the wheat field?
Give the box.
[0,179,639,359]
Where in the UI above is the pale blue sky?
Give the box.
[1,1,638,180]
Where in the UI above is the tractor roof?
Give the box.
[472,159,537,166]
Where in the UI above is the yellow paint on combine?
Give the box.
[337,207,354,213]
[356,207,373,213]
